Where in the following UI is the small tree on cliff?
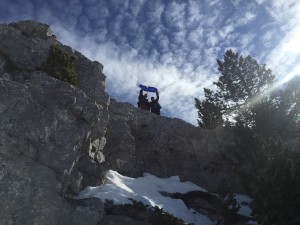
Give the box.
[41,44,78,87]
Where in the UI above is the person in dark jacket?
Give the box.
[138,89,150,110]
[149,91,161,115]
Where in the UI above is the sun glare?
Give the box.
[278,65,300,85]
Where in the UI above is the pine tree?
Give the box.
[195,88,224,129]
[253,138,300,225]
[215,50,275,127]
[254,76,300,138]
[276,76,300,137]
[195,49,299,139]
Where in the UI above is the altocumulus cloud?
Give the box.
[0,0,300,125]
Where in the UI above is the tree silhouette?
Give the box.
[195,49,275,129]
[195,88,224,129]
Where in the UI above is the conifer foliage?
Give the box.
[215,50,274,105]
[41,44,78,87]
[253,138,300,225]
[195,88,224,129]
[194,49,300,225]
[195,49,276,129]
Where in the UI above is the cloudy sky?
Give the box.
[1,0,300,125]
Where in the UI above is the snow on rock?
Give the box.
[234,194,254,218]
[79,170,214,225]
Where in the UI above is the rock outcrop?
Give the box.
[0,20,254,225]
[0,20,109,225]
[105,99,251,193]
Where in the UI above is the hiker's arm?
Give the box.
[156,91,159,101]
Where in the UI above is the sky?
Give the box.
[1,0,300,125]
[78,170,257,225]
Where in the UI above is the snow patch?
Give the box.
[79,170,212,224]
[78,170,257,225]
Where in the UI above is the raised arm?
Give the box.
[140,89,143,95]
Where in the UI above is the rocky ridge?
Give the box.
[0,21,254,225]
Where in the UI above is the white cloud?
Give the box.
[207,0,220,7]
[163,2,186,29]
[279,66,300,84]
[131,34,146,51]
[204,9,221,27]
[261,31,272,43]
[218,24,234,40]
[127,19,139,32]
[158,36,170,52]
[129,0,145,17]
[187,28,204,48]
[203,47,217,66]
[238,32,256,49]
[267,0,300,26]
[266,26,300,77]
[255,0,267,5]
[172,30,186,44]
[181,63,194,74]
[186,0,203,26]
[159,52,173,65]
[151,25,163,38]
[264,1,300,79]
[109,14,123,36]
[145,1,165,24]
[84,4,109,20]
[187,49,202,64]
[236,12,256,27]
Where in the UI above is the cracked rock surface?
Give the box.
[0,71,106,224]
[0,20,109,225]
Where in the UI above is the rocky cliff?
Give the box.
[0,21,254,225]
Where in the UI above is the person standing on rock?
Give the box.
[138,89,150,110]
[149,91,161,115]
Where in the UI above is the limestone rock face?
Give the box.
[0,20,109,107]
[106,99,249,193]
[0,72,106,224]
[0,21,109,225]
[0,20,55,71]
